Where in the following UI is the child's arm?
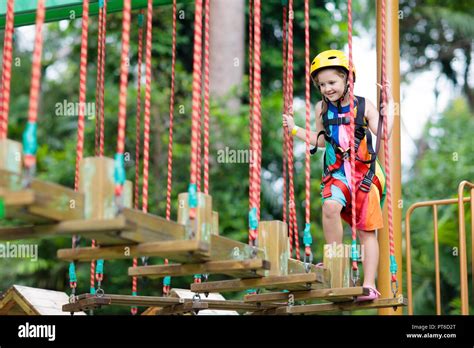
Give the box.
[365,98,394,140]
[282,101,326,148]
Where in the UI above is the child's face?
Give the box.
[315,69,347,102]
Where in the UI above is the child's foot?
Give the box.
[356,286,380,302]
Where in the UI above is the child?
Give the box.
[283,49,394,301]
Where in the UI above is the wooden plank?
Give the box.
[323,243,350,288]
[0,217,131,244]
[155,301,209,315]
[212,211,219,236]
[190,272,327,293]
[34,216,134,246]
[261,295,407,315]
[79,157,132,220]
[208,234,265,262]
[258,220,289,276]
[177,192,213,243]
[0,226,42,241]
[0,139,22,174]
[0,190,34,206]
[121,208,188,241]
[57,239,210,262]
[0,169,85,222]
[244,287,370,303]
[63,297,112,313]
[128,258,270,279]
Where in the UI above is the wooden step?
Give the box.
[190,269,330,293]
[63,293,277,313]
[252,294,407,315]
[244,287,370,303]
[0,169,84,223]
[128,258,271,279]
[57,239,211,263]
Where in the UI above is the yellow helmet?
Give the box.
[310,49,356,82]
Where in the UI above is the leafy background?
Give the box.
[0,0,472,315]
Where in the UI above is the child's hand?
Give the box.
[282,114,295,133]
[376,82,394,118]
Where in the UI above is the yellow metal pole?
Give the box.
[376,0,403,315]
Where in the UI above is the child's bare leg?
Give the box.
[358,230,379,288]
[322,200,344,244]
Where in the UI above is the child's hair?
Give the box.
[314,67,349,118]
[312,67,348,87]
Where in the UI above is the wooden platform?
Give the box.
[244,287,370,303]
[0,169,84,224]
[128,258,271,279]
[252,295,407,315]
[190,269,330,293]
[62,293,276,314]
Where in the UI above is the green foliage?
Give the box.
[403,97,474,314]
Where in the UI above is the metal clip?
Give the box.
[95,287,104,297]
[391,279,399,298]
[351,268,359,286]
[303,251,313,273]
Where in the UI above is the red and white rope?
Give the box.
[189,0,204,193]
[348,0,357,270]
[142,0,153,214]
[304,0,311,229]
[0,0,15,139]
[202,0,211,195]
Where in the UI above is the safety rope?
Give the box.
[248,0,254,244]
[114,0,132,212]
[131,10,145,316]
[285,0,300,260]
[94,1,103,156]
[282,0,293,241]
[142,0,153,216]
[163,0,178,296]
[188,0,204,221]
[22,0,45,183]
[381,0,398,297]
[248,0,262,248]
[71,0,90,299]
[347,0,359,283]
[99,0,107,157]
[0,0,15,139]
[303,0,313,266]
[202,0,211,195]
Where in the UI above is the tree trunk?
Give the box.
[209,0,245,112]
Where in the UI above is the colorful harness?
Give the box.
[311,96,384,226]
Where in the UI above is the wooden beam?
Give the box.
[0,169,84,222]
[258,220,289,276]
[128,258,270,279]
[79,157,132,220]
[244,287,370,303]
[57,239,210,262]
[177,192,213,243]
[257,295,407,315]
[190,271,328,293]
[155,301,209,315]
[323,244,350,288]
[0,139,22,174]
[0,189,34,206]
[121,207,188,241]
[63,293,274,313]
